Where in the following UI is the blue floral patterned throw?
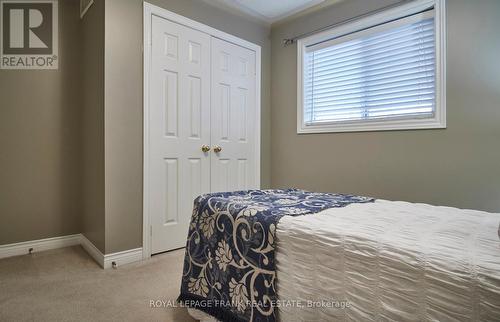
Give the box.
[178,189,374,322]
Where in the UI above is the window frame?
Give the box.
[296,0,446,134]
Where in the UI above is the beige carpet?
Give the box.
[0,246,196,322]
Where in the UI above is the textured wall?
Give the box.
[270,0,500,212]
[0,0,82,245]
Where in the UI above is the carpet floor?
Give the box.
[0,246,196,322]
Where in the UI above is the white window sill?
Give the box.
[297,117,446,134]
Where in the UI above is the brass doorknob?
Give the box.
[213,145,222,153]
[201,145,211,153]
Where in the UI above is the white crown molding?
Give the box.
[202,0,343,26]
[256,0,325,23]
[1,234,143,269]
[272,0,345,27]
[198,0,271,26]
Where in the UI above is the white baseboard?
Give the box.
[104,247,143,269]
[0,234,81,260]
[0,234,143,269]
[79,234,105,267]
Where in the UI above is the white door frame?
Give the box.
[143,2,262,259]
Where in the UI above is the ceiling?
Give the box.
[207,0,326,24]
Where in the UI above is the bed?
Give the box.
[179,190,500,322]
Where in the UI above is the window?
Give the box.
[297,0,445,133]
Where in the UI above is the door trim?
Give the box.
[143,2,262,259]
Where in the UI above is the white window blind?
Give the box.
[303,10,437,126]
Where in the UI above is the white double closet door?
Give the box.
[148,15,258,254]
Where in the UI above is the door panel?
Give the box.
[149,16,211,253]
[211,37,257,192]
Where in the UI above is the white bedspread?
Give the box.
[275,200,500,322]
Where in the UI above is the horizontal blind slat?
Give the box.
[310,87,435,106]
[312,103,434,119]
[310,54,435,81]
[309,43,435,75]
[311,33,435,67]
[305,75,434,97]
[304,14,436,124]
[310,96,435,111]
[307,81,435,98]
[311,19,434,58]
[307,63,435,89]
[309,48,435,78]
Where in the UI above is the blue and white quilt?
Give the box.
[178,189,374,322]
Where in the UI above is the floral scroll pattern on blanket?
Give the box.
[178,189,374,322]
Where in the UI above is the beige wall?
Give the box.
[0,0,271,252]
[0,0,82,245]
[3,0,498,253]
[81,0,105,252]
[104,0,144,254]
[102,0,271,253]
[271,0,500,212]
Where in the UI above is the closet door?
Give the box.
[210,37,257,192]
[149,16,211,253]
